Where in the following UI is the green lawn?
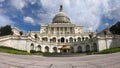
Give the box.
[0,46,31,55]
[94,47,120,54]
[0,46,43,55]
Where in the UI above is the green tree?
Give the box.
[110,21,120,35]
[0,25,13,36]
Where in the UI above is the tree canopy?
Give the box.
[0,25,13,36]
[110,21,120,35]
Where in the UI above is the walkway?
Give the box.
[0,52,120,68]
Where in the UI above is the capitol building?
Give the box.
[30,5,92,53]
[0,5,120,53]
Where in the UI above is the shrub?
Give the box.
[30,50,36,54]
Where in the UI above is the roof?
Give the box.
[48,23,76,27]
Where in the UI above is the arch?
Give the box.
[86,45,90,52]
[37,45,41,51]
[85,37,88,40]
[44,37,48,41]
[71,47,74,53]
[93,43,98,52]
[53,47,57,53]
[42,37,48,41]
[53,37,56,42]
[45,46,49,52]
[69,37,73,43]
[61,37,65,43]
[77,46,82,53]
[30,43,34,50]
[78,37,81,42]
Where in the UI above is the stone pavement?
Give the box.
[0,52,120,68]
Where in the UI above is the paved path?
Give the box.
[0,53,120,68]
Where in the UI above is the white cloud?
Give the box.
[24,16,35,25]
[103,0,120,20]
[0,14,14,26]
[40,0,103,31]
[10,0,26,10]
[0,0,5,2]
[39,0,120,31]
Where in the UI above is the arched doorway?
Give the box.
[45,46,49,52]
[53,47,57,53]
[61,37,65,43]
[69,37,73,43]
[30,43,34,50]
[86,45,90,52]
[93,43,98,52]
[37,45,41,51]
[77,46,82,53]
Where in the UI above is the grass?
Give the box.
[0,46,43,55]
[94,47,120,54]
[0,46,31,55]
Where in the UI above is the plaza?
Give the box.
[0,52,120,68]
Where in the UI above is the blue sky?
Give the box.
[0,0,120,32]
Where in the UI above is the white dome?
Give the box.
[52,5,71,23]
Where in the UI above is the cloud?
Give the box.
[10,0,26,10]
[23,16,35,25]
[0,14,14,26]
[0,0,5,2]
[39,0,120,31]
[103,0,120,20]
[40,0,102,31]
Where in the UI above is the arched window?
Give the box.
[30,43,34,50]
[53,47,57,53]
[37,45,41,51]
[42,37,48,42]
[45,46,49,52]
[69,37,73,43]
[61,37,65,43]
[86,45,90,52]
[93,43,98,52]
[78,37,81,42]
[44,37,48,41]
[85,37,88,40]
[77,46,82,52]
[53,37,56,42]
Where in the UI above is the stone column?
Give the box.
[63,27,65,34]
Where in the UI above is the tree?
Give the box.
[0,25,13,36]
[110,21,120,35]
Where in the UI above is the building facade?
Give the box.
[0,5,120,53]
[29,5,92,53]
